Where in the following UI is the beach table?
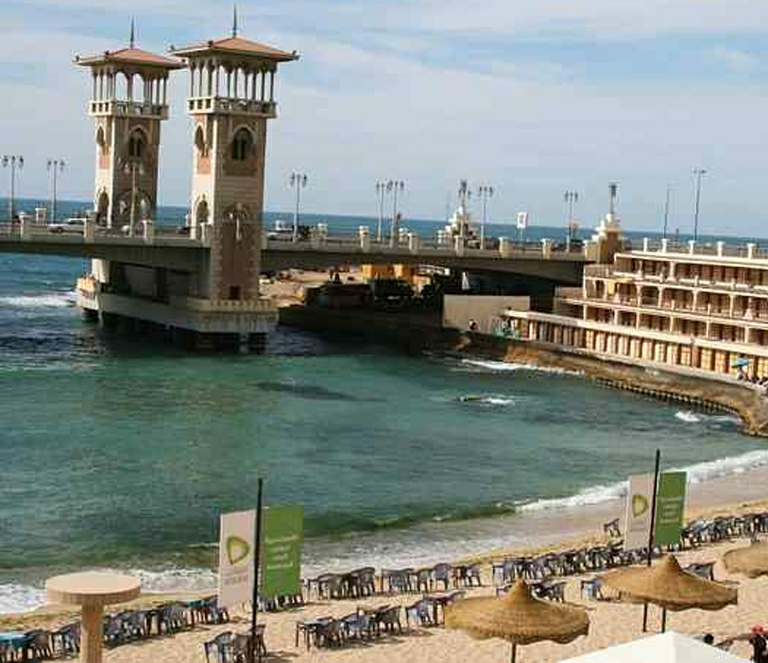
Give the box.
[0,632,32,662]
[46,571,141,663]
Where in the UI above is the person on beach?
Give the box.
[750,625,767,662]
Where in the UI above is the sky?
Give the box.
[1,0,767,236]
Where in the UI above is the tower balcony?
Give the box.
[187,96,277,118]
[89,99,169,120]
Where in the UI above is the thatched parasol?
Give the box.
[603,555,737,631]
[723,541,768,579]
[445,580,589,662]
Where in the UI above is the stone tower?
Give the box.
[172,20,298,302]
[75,27,183,228]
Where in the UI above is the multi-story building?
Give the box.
[502,234,768,379]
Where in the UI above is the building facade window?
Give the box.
[231,128,252,161]
[128,133,145,159]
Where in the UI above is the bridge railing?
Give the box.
[1,220,586,262]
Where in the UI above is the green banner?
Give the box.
[654,472,687,546]
[260,505,304,598]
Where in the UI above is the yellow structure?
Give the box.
[503,238,768,378]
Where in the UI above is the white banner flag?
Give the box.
[218,510,256,608]
[624,474,654,550]
[516,212,529,230]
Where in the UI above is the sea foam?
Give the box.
[458,358,583,377]
[520,448,768,513]
[0,583,46,615]
[0,292,76,309]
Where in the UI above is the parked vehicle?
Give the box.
[48,218,86,234]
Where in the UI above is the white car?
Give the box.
[48,218,86,234]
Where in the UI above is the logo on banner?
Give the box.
[624,474,654,550]
[516,212,529,230]
[226,536,251,566]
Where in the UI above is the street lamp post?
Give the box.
[387,180,404,248]
[2,155,24,221]
[692,168,706,242]
[47,159,66,225]
[564,190,579,247]
[662,183,673,239]
[290,172,308,243]
[375,181,387,243]
[477,185,494,250]
[457,180,471,243]
[123,158,145,237]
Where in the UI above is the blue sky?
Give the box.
[1,0,767,236]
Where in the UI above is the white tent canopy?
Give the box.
[561,632,746,662]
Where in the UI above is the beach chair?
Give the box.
[341,611,373,641]
[158,602,189,633]
[121,611,147,640]
[203,631,233,663]
[315,619,344,648]
[26,629,53,658]
[51,622,80,654]
[580,577,605,601]
[384,569,411,594]
[415,568,432,593]
[405,598,434,628]
[432,563,452,590]
[685,561,715,581]
[103,614,126,645]
[380,605,403,634]
[464,563,482,587]
[232,627,266,660]
[317,573,343,600]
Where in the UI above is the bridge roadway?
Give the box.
[0,224,588,285]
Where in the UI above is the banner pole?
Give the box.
[251,477,264,663]
[642,449,661,633]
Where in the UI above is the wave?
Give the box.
[676,410,701,423]
[0,583,46,615]
[458,358,583,377]
[455,394,516,406]
[0,292,76,309]
[520,448,768,513]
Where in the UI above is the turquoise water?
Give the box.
[1,205,767,612]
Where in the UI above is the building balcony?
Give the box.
[571,295,768,328]
[89,100,169,120]
[187,96,277,118]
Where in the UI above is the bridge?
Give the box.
[0,222,589,284]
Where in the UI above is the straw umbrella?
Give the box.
[445,580,590,662]
[603,555,737,632]
[723,541,768,579]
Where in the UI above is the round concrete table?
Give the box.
[46,572,141,663]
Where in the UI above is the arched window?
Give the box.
[231,128,252,161]
[128,131,145,159]
[194,126,206,155]
[96,127,106,152]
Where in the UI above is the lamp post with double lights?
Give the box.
[290,172,308,243]
[47,159,66,225]
[477,185,494,250]
[2,155,24,221]
[123,157,145,237]
[387,180,405,248]
[564,190,579,247]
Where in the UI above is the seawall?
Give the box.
[278,305,768,438]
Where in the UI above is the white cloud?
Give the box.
[708,47,760,73]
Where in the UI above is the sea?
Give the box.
[1,198,767,613]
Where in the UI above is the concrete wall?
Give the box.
[443,295,530,334]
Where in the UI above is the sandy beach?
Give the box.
[4,490,767,663]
